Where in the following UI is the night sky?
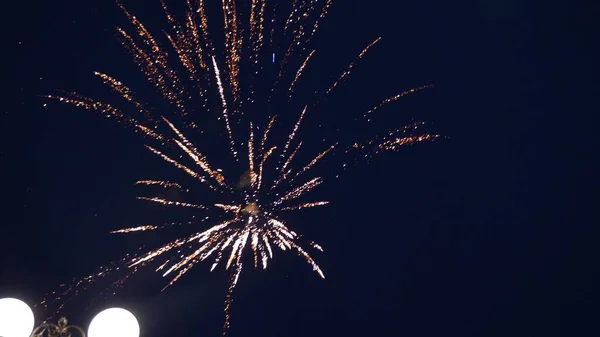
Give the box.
[1,0,596,336]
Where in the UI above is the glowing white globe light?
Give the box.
[0,298,35,337]
[87,308,139,337]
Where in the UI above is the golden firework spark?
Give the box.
[45,0,440,334]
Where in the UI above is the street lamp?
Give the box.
[0,297,140,337]
[0,298,34,337]
[87,308,140,337]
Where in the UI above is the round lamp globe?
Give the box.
[0,298,35,337]
[87,308,139,337]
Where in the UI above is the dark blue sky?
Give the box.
[1,0,595,336]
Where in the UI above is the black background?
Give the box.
[1,0,597,336]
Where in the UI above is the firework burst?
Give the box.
[43,0,439,333]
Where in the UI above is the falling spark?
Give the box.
[93,72,153,121]
[291,144,336,182]
[276,177,322,204]
[212,56,237,159]
[281,201,329,211]
[222,0,242,103]
[365,85,435,118]
[326,37,382,95]
[161,117,224,185]
[137,197,206,209]
[260,115,277,152]
[288,49,316,98]
[282,141,302,174]
[280,106,307,160]
[309,0,333,41]
[377,134,440,151]
[257,146,276,189]
[135,180,182,189]
[111,225,158,234]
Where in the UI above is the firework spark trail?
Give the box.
[215,204,241,212]
[364,84,435,119]
[281,201,329,211]
[161,116,226,186]
[162,238,226,289]
[45,94,124,121]
[250,0,267,58]
[248,123,257,185]
[263,235,273,258]
[111,225,159,234]
[326,37,382,95]
[273,31,306,92]
[250,0,260,41]
[276,177,322,204]
[135,180,183,189]
[184,0,209,71]
[156,260,171,272]
[349,122,440,157]
[226,232,244,269]
[280,105,307,160]
[129,221,234,270]
[144,145,219,191]
[222,262,242,335]
[118,2,170,71]
[130,239,184,268]
[291,144,336,182]
[377,134,440,151]
[272,230,292,250]
[160,0,209,110]
[164,30,198,82]
[194,0,213,52]
[174,139,226,187]
[252,232,260,268]
[308,0,333,41]
[272,142,331,190]
[247,0,267,103]
[290,0,319,39]
[110,217,200,234]
[116,28,181,112]
[37,251,144,318]
[271,1,314,92]
[285,0,301,32]
[222,0,242,104]
[284,0,318,44]
[160,0,177,27]
[44,94,163,141]
[163,240,215,278]
[309,241,323,251]
[93,72,153,122]
[212,56,238,159]
[277,1,320,84]
[289,241,325,278]
[268,0,279,45]
[288,49,316,98]
[136,196,207,209]
[259,241,268,268]
[257,146,276,189]
[163,6,200,80]
[211,251,224,271]
[269,109,307,189]
[116,5,187,115]
[281,141,302,175]
[260,115,277,152]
